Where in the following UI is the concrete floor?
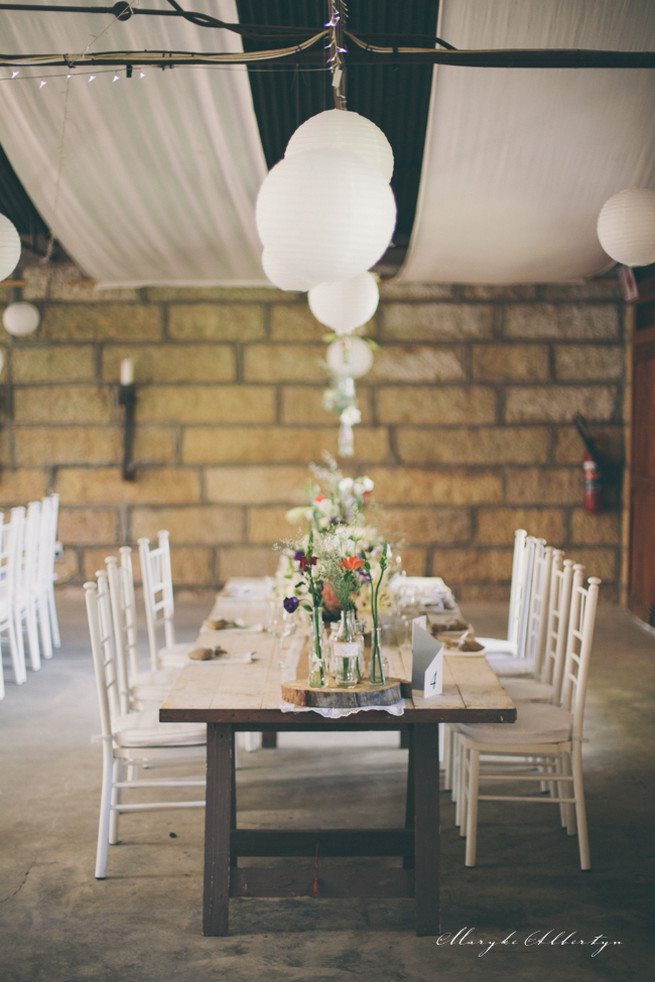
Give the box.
[0,593,652,982]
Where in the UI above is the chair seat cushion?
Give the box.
[486,653,536,676]
[114,710,206,748]
[475,636,517,656]
[502,677,555,702]
[453,701,573,745]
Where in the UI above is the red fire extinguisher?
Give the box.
[583,451,602,514]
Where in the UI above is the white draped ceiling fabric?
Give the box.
[0,0,269,287]
[401,0,655,283]
[0,0,653,287]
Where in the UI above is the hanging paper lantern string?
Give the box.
[256,149,396,289]
[308,272,379,334]
[285,109,394,183]
[326,336,374,378]
[597,188,655,267]
[0,214,21,282]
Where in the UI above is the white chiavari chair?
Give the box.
[13,502,41,673]
[454,573,601,869]
[137,532,192,670]
[84,575,206,879]
[475,529,528,655]
[0,510,27,694]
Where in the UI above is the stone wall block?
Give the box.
[370,345,465,382]
[570,509,622,545]
[102,344,236,383]
[14,427,121,467]
[430,548,513,584]
[477,508,566,545]
[554,344,624,381]
[0,469,50,506]
[504,303,620,340]
[382,303,494,341]
[368,466,504,505]
[243,344,328,382]
[216,545,282,582]
[472,343,550,381]
[281,387,374,425]
[130,505,244,544]
[396,426,550,465]
[504,467,581,505]
[11,345,96,383]
[382,506,470,545]
[270,303,331,341]
[376,386,497,425]
[58,508,119,545]
[168,303,265,340]
[247,506,302,544]
[41,304,163,341]
[183,426,388,465]
[55,468,201,505]
[505,385,617,423]
[139,385,276,424]
[14,385,115,424]
[205,466,312,505]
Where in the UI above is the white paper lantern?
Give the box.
[597,188,655,267]
[3,301,40,336]
[309,272,379,334]
[0,214,21,282]
[256,150,396,289]
[326,337,374,378]
[261,248,312,292]
[285,109,394,183]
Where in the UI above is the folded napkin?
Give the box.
[188,646,255,664]
[434,627,485,653]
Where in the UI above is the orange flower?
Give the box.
[341,555,364,571]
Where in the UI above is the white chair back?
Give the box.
[506,528,528,645]
[524,544,554,672]
[138,531,176,670]
[84,577,122,738]
[561,573,601,738]
[514,535,546,660]
[0,511,27,691]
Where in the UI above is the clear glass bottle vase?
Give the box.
[330,608,363,688]
[368,624,386,687]
[307,609,327,688]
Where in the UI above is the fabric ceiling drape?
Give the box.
[0,0,269,287]
[399,0,655,284]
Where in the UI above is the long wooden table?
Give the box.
[160,590,516,936]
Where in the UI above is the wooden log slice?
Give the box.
[281,677,403,709]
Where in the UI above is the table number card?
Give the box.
[411,618,444,698]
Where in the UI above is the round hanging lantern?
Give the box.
[3,301,40,336]
[326,337,374,379]
[309,272,379,334]
[256,150,396,289]
[285,109,394,183]
[261,248,313,292]
[597,187,655,267]
[0,214,21,282]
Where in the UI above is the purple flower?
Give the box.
[293,549,305,561]
[283,596,299,613]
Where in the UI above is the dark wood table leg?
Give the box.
[413,723,440,936]
[403,726,415,870]
[261,730,278,749]
[202,723,234,936]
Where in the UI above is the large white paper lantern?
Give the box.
[261,248,312,292]
[3,301,40,336]
[0,214,21,281]
[256,150,396,289]
[326,337,374,378]
[597,188,655,267]
[308,272,379,334]
[285,109,394,183]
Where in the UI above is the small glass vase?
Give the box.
[307,610,328,688]
[331,608,363,688]
[368,624,386,687]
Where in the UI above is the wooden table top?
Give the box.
[159,588,516,727]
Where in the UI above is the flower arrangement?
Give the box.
[283,530,327,687]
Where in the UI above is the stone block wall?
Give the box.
[0,265,626,600]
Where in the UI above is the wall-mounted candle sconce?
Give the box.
[118,357,137,481]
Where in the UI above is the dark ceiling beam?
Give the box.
[1,48,654,70]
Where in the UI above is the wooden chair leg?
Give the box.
[464,748,480,867]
